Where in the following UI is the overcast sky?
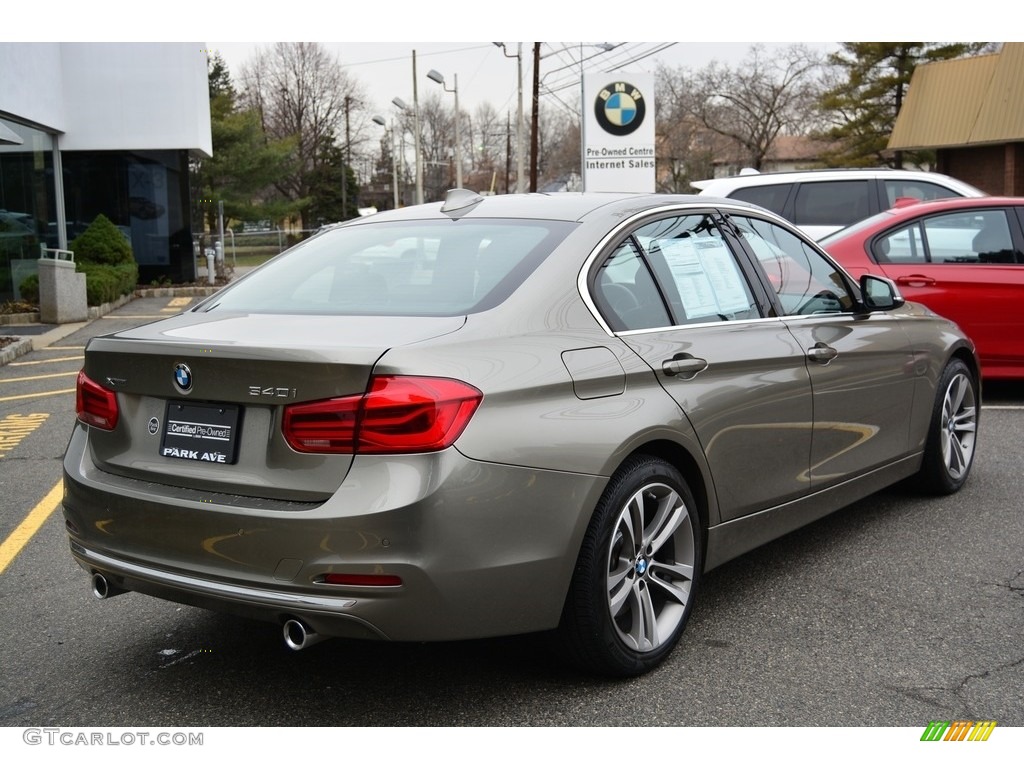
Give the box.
[17,0,1000,123]
[210,42,837,121]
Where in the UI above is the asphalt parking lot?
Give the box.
[0,295,1021,731]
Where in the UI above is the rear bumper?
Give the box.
[63,425,607,642]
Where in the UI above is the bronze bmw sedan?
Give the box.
[64,191,979,677]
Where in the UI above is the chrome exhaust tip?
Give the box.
[91,572,126,599]
[282,618,324,651]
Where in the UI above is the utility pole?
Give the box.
[413,50,424,204]
[342,95,350,219]
[530,43,540,192]
[505,112,512,194]
[516,43,525,192]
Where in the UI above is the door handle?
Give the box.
[807,342,838,363]
[662,355,708,378]
[896,274,936,288]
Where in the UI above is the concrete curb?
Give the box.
[1,281,231,367]
[0,337,34,366]
[0,311,41,325]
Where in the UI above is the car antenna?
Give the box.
[441,188,484,219]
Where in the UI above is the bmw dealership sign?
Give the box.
[582,73,655,192]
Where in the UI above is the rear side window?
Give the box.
[593,241,672,332]
[728,183,792,216]
[200,219,574,316]
[592,213,762,331]
[875,209,1019,265]
[792,181,871,228]
[883,179,965,206]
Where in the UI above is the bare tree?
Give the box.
[465,103,510,192]
[238,42,367,227]
[654,65,719,192]
[684,44,827,171]
[535,108,580,190]
[415,93,455,199]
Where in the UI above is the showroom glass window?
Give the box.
[61,150,195,284]
[0,118,57,301]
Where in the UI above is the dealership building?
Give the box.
[0,43,211,300]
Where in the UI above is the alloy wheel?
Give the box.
[606,482,696,653]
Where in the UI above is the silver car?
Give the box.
[64,190,979,677]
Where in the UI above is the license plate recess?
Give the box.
[160,401,241,464]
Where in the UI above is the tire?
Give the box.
[915,359,978,494]
[559,455,702,677]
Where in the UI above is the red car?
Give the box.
[820,196,1024,379]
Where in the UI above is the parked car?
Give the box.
[820,196,1024,379]
[692,168,986,239]
[64,190,979,677]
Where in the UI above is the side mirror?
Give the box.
[859,274,905,312]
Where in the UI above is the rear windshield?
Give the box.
[201,218,575,316]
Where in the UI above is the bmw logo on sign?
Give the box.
[174,363,193,393]
[594,82,646,136]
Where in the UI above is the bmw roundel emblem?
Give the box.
[595,82,646,136]
[174,363,193,392]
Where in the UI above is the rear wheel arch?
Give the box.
[950,347,981,389]
[627,440,711,541]
[558,450,706,676]
[915,355,979,494]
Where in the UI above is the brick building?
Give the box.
[888,43,1024,195]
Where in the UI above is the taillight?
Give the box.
[76,370,119,431]
[282,375,482,455]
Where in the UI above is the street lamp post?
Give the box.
[392,50,424,205]
[494,42,525,193]
[372,115,400,209]
[426,68,463,189]
[392,95,423,205]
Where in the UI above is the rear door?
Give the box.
[790,179,876,239]
[590,210,814,521]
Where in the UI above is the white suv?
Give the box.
[692,168,986,239]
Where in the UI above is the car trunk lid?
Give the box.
[80,312,465,502]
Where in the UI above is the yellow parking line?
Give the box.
[9,355,84,366]
[0,388,76,403]
[2,371,79,383]
[0,479,62,575]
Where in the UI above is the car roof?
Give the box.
[326,191,768,227]
[691,167,981,193]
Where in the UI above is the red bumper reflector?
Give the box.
[319,573,403,587]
